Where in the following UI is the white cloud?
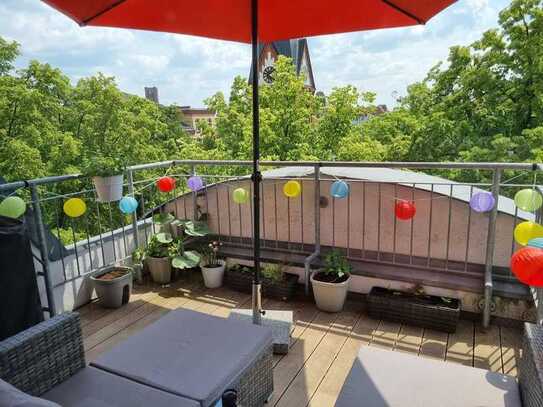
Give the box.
[0,0,511,108]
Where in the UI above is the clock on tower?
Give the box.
[249,39,315,91]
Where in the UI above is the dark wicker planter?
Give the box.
[367,287,460,333]
[226,267,299,301]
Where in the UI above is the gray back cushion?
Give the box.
[91,309,272,407]
[43,366,199,407]
[335,346,522,407]
[0,378,60,407]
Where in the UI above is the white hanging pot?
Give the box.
[93,174,124,203]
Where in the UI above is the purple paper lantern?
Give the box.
[470,192,495,213]
[187,176,204,191]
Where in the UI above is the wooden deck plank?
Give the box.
[445,320,474,367]
[308,313,380,407]
[369,319,401,349]
[419,328,449,360]
[500,326,522,377]
[394,324,423,356]
[275,310,359,407]
[268,311,339,406]
[474,324,503,373]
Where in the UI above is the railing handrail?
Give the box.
[1,160,541,192]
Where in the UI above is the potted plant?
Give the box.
[153,212,175,233]
[310,250,351,312]
[145,232,203,284]
[145,233,174,284]
[226,262,299,301]
[90,266,133,308]
[200,241,225,288]
[367,285,461,333]
[131,248,145,284]
[83,156,125,202]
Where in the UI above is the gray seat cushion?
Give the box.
[335,346,522,407]
[43,367,199,407]
[90,309,273,407]
[0,378,60,407]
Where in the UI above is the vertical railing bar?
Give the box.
[287,189,291,251]
[464,185,474,272]
[347,181,351,258]
[249,181,253,242]
[261,181,266,248]
[362,181,366,259]
[183,181,188,219]
[300,179,304,252]
[377,183,382,261]
[511,205,519,257]
[107,202,117,262]
[392,183,397,264]
[274,183,278,249]
[94,193,107,267]
[30,184,57,316]
[53,202,68,281]
[191,165,198,221]
[426,184,434,267]
[127,169,140,251]
[204,176,210,219]
[173,176,179,220]
[140,192,149,247]
[483,168,501,329]
[120,212,128,258]
[70,220,82,277]
[445,184,453,271]
[409,183,415,265]
[238,182,243,240]
[84,216,94,271]
[216,176,222,244]
[227,184,232,243]
[332,193,336,248]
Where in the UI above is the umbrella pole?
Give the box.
[251,0,263,325]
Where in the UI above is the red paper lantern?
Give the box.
[394,200,416,221]
[511,247,543,287]
[156,176,176,193]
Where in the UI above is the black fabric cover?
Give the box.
[0,216,43,341]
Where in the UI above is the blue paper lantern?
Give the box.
[469,192,495,213]
[330,180,349,199]
[528,237,543,249]
[119,196,139,214]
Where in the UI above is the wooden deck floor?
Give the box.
[78,277,523,407]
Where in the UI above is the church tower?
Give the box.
[249,39,315,91]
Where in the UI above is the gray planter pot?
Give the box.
[147,256,172,284]
[201,260,226,288]
[90,266,133,308]
[93,174,124,202]
[310,272,351,313]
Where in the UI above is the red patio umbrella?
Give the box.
[42,0,456,324]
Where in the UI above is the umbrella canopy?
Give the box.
[42,0,456,324]
[43,0,455,43]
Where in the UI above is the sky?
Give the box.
[0,0,510,109]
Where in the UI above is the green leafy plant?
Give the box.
[145,232,202,270]
[132,247,145,264]
[322,250,351,280]
[230,264,253,274]
[200,240,223,267]
[261,263,285,282]
[82,155,125,177]
[153,212,175,225]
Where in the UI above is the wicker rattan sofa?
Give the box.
[335,322,543,407]
[0,310,274,407]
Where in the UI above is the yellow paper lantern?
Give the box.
[283,180,301,198]
[514,189,543,212]
[514,221,543,246]
[232,188,249,204]
[63,198,87,218]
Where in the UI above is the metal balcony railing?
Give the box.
[1,160,542,328]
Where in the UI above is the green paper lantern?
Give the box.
[514,189,543,212]
[0,196,26,219]
[233,188,249,204]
